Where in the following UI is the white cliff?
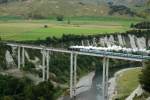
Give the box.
[128,35,137,49]
[105,36,111,47]
[99,37,105,47]
[25,50,41,69]
[5,50,15,68]
[118,35,125,46]
[92,38,97,46]
[109,35,115,46]
[136,37,146,49]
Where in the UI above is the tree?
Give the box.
[140,61,150,92]
[24,81,56,100]
[3,96,14,100]
[130,23,135,28]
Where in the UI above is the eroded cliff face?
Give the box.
[0,43,14,70]
[5,50,15,68]
[79,34,150,50]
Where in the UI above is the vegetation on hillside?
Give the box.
[140,61,150,92]
[131,21,150,29]
[108,4,137,17]
[131,61,150,100]
[0,74,61,100]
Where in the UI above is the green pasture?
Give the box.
[0,16,142,41]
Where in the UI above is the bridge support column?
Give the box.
[46,51,50,80]
[70,52,74,98]
[22,47,25,67]
[73,54,77,97]
[18,46,21,69]
[70,53,78,99]
[102,57,109,100]
[105,58,109,100]
[42,49,50,81]
[42,49,46,81]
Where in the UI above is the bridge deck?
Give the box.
[6,43,150,62]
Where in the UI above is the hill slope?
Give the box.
[0,0,149,18]
[110,0,149,6]
[0,0,109,18]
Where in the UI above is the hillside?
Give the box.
[109,0,149,6]
[0,0,149,19]
[0,0,109,18]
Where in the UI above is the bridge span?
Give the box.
[5,43,150,100]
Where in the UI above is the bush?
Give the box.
[24,81,56,100]
[131,21,150,29]
[56,16,64,21]
[0,75,56,100]
[44,25,48,28]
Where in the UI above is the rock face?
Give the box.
[5,50,15,68]
[80,34,149,50]
[24,50,41,69]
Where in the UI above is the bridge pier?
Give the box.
[69,55,110,100]
[17,46,50,81]
[70,52,77,99]
[42,49,46,81]
[46,51,50,80]
[73,54,77,97]
[17,46,21,69]
[17,47,25,69]
[70,53,73,98]
[22,47,25,67]
[42,49,50,81]
[102,57,109,100]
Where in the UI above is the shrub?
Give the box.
[44,25,48,28]
[131,21,150,29]
[56,15,64,21]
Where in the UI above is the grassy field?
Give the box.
[0,16,142,41]
[116,68,142,100]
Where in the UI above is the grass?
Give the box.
[0,16,142,41]
[115,68,142,100]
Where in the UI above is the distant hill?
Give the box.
[0,0,149,19]
[109,0,149,6]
